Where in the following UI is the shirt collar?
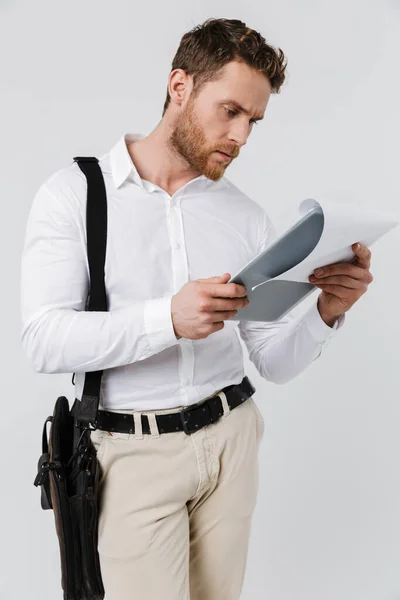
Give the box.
[110,132,210,191]
[110,132,146,189]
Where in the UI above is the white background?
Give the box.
[1,0,399,598]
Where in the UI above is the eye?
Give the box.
[224,107,258,126]
[225,108,238,118]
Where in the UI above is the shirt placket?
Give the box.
[168,192,197,406]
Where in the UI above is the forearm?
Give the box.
[20,298,179,374]
[240,300,344,385]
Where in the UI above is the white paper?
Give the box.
[228,198,399,322]
[253,198,399,290]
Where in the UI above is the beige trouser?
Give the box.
[90,391,265,600]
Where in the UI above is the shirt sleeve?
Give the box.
[237,209,345,385]
[20,183,180,374]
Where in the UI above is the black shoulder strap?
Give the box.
[72,156,108,429]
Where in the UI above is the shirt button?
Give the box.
[172,242,181,250]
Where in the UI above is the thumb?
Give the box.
[208,273,231,281]
[197,273,231,283]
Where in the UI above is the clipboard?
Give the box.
[227,197,398,323]
[228,205,324,322]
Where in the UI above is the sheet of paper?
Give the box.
[228,198,399,322]
[253,198,399,290]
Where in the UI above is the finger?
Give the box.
[312,263,367,280]
[352,242,371,269]
[207,283,248,298]
[197,273,231,283]
[201,297,249,312]
[210,310,239,323]
[311,284,351,298]
[309,275,361,289]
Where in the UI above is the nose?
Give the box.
[227,123,249,150]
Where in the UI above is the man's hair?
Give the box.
[162,18,288,117]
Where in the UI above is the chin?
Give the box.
[200,156,227,181]
[203,169,225,182]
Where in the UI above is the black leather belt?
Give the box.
[94,376,256,435]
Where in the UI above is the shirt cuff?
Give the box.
[302,300,345,343]
[143,296,180,353]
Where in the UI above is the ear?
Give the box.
[169,69,192,106]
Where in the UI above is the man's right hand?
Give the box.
[171,273,250,340]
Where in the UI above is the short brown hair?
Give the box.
[162,18,288,117]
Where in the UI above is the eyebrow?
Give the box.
[222,99,264,121]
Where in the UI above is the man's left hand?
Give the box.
[308,242,373,327]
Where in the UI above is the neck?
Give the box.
[127,118,202,196]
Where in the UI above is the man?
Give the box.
[20,17,373,600]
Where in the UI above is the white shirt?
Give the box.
[20,132,345,411]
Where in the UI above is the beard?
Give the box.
[167,96,233,182]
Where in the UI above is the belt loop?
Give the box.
[217,390,230,417]
[133,412,143,439]
[147,413,160,438]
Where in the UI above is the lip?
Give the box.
[216,151,232,161]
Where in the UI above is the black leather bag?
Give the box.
[33,156,108,600]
